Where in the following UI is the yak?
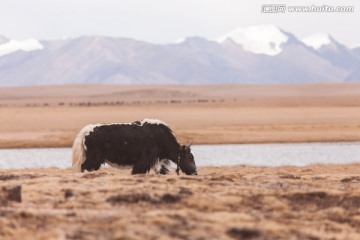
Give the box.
[72,119,197,175]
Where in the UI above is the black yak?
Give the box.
[72,119,197,175]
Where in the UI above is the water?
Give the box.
[0,142,360,169]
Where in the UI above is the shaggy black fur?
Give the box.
[81,121,196,175]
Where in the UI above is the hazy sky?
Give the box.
[0,0,359,46]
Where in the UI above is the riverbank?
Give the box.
[1,84,360,148]
[1,164,360,239]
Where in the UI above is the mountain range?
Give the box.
[0,25,359,86]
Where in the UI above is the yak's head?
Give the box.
[177,144,197,175]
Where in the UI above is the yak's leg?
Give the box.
[131,156,158,174]
[132,145,159,175]
[153,158,162,174]
[159,159,170,175]
[151,159,170,174]
[81,157,103,172]
[131,159,155,174]
[81,150,105,172]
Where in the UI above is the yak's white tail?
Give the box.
[72,124,98,172]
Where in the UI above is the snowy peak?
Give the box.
[175,38,186,44]
[217,25,289,56]
[175,36,213,45]
[0,38,44,57]
[351,43,360,49]
[0,35,8,44]
[302,33,360,72]
[302,33,334,50]
[176,36,203,44]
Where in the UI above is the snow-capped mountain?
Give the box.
[302,33,333,50]
[0,36,8,45]
[302,33,360,72]
[217,25,290,56]
[353,46,360,59]
[0,26,359,86]
[0,38,43,57]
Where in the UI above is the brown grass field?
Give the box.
[1,83,360,239]
[0,83,360,148]
[1,165,360,239]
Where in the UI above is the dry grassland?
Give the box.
[0,84,360,148]
[1,164,360,239]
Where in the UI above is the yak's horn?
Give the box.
[186,139,193,147]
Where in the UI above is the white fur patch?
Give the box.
[153,159,170,174]
[72,124,100,172]
[105,160,123,169]
[153,159,162,174]
[82,124,102,151]
[140,118,168,126]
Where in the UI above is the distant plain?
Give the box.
[0,83,360,148]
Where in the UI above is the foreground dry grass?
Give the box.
[1,164,360,239]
